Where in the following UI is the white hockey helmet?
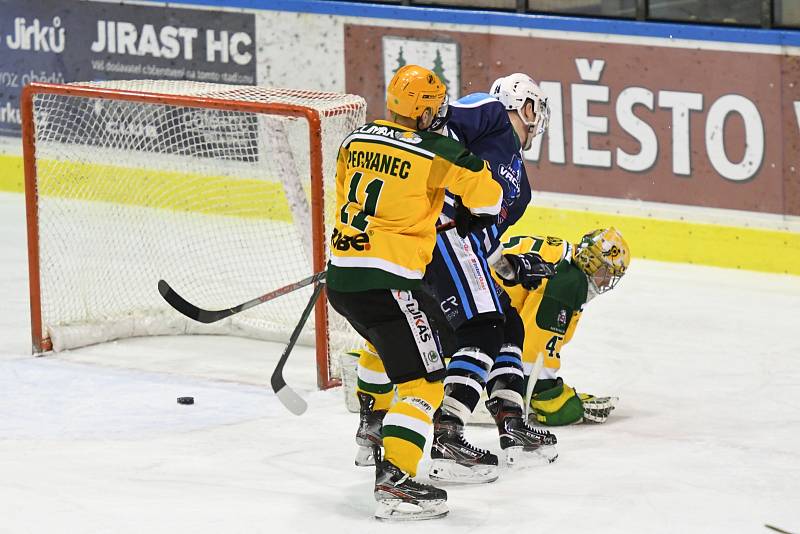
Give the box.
[490,73,549,147]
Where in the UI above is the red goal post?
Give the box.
[21,81,367,389]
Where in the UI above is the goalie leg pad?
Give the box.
[340,351,361,413]
[531,378,585,426]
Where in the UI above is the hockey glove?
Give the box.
[453,196,496,239]
[578,393,618,424]
[497,252,556,290]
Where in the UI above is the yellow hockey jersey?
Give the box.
[492,235,589,378]
[327,120,502,292]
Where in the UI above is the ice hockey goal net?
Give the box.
[21,80,367,389]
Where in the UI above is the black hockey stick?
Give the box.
[271,280,325,415]
[158,271,326,324]
[159,222,455,324]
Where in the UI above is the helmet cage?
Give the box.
[518,96,550,146]
[574,228,629,294]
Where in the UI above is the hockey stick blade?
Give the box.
[273,381,307,416]
[158,271,326,324]
[270,281,324,415]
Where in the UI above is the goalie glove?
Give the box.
[495,252,556,290]
[453,195,496,239]
[578,393,618,424]
[530,378,618,425]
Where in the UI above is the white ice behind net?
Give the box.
[30,81,367,382]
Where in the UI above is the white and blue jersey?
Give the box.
[441,93,531,261]
[425,92,531,330]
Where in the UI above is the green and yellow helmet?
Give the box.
[573,227,630,293]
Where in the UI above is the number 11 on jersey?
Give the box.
[340,171,385,231]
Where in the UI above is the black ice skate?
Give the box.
[355,392,386,467]
[428,412,499,484]
[486,397,558,467]
[374,448,448,521]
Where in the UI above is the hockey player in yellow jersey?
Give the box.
[326,64,502,521]
[494,227,631,426]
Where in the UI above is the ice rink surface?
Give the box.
[1,191,799,533]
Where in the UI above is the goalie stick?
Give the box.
[524,352,545,419]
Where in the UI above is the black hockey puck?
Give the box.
[177,396,194,405]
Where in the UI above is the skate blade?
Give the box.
[504,445,558,468]
[428,459,499,484]
[355,445,375,467]
[375,499,448,521]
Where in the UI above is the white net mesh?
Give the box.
[28,80,367,385]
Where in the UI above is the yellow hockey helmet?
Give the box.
[386,64,446,120]
[573,227,630,293]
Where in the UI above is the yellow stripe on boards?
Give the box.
[3,150,798,274]
[5,155,293,221]
[0,154,24,192]
[511,206,800,276]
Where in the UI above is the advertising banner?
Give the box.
[344,25,800,216]
[0,0,256,137]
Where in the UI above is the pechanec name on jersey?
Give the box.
[331,228,371,252]
[348,150,411,179]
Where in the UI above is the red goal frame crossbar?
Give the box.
[21,82,342,390]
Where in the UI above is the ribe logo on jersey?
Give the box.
[331,228,371,252]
